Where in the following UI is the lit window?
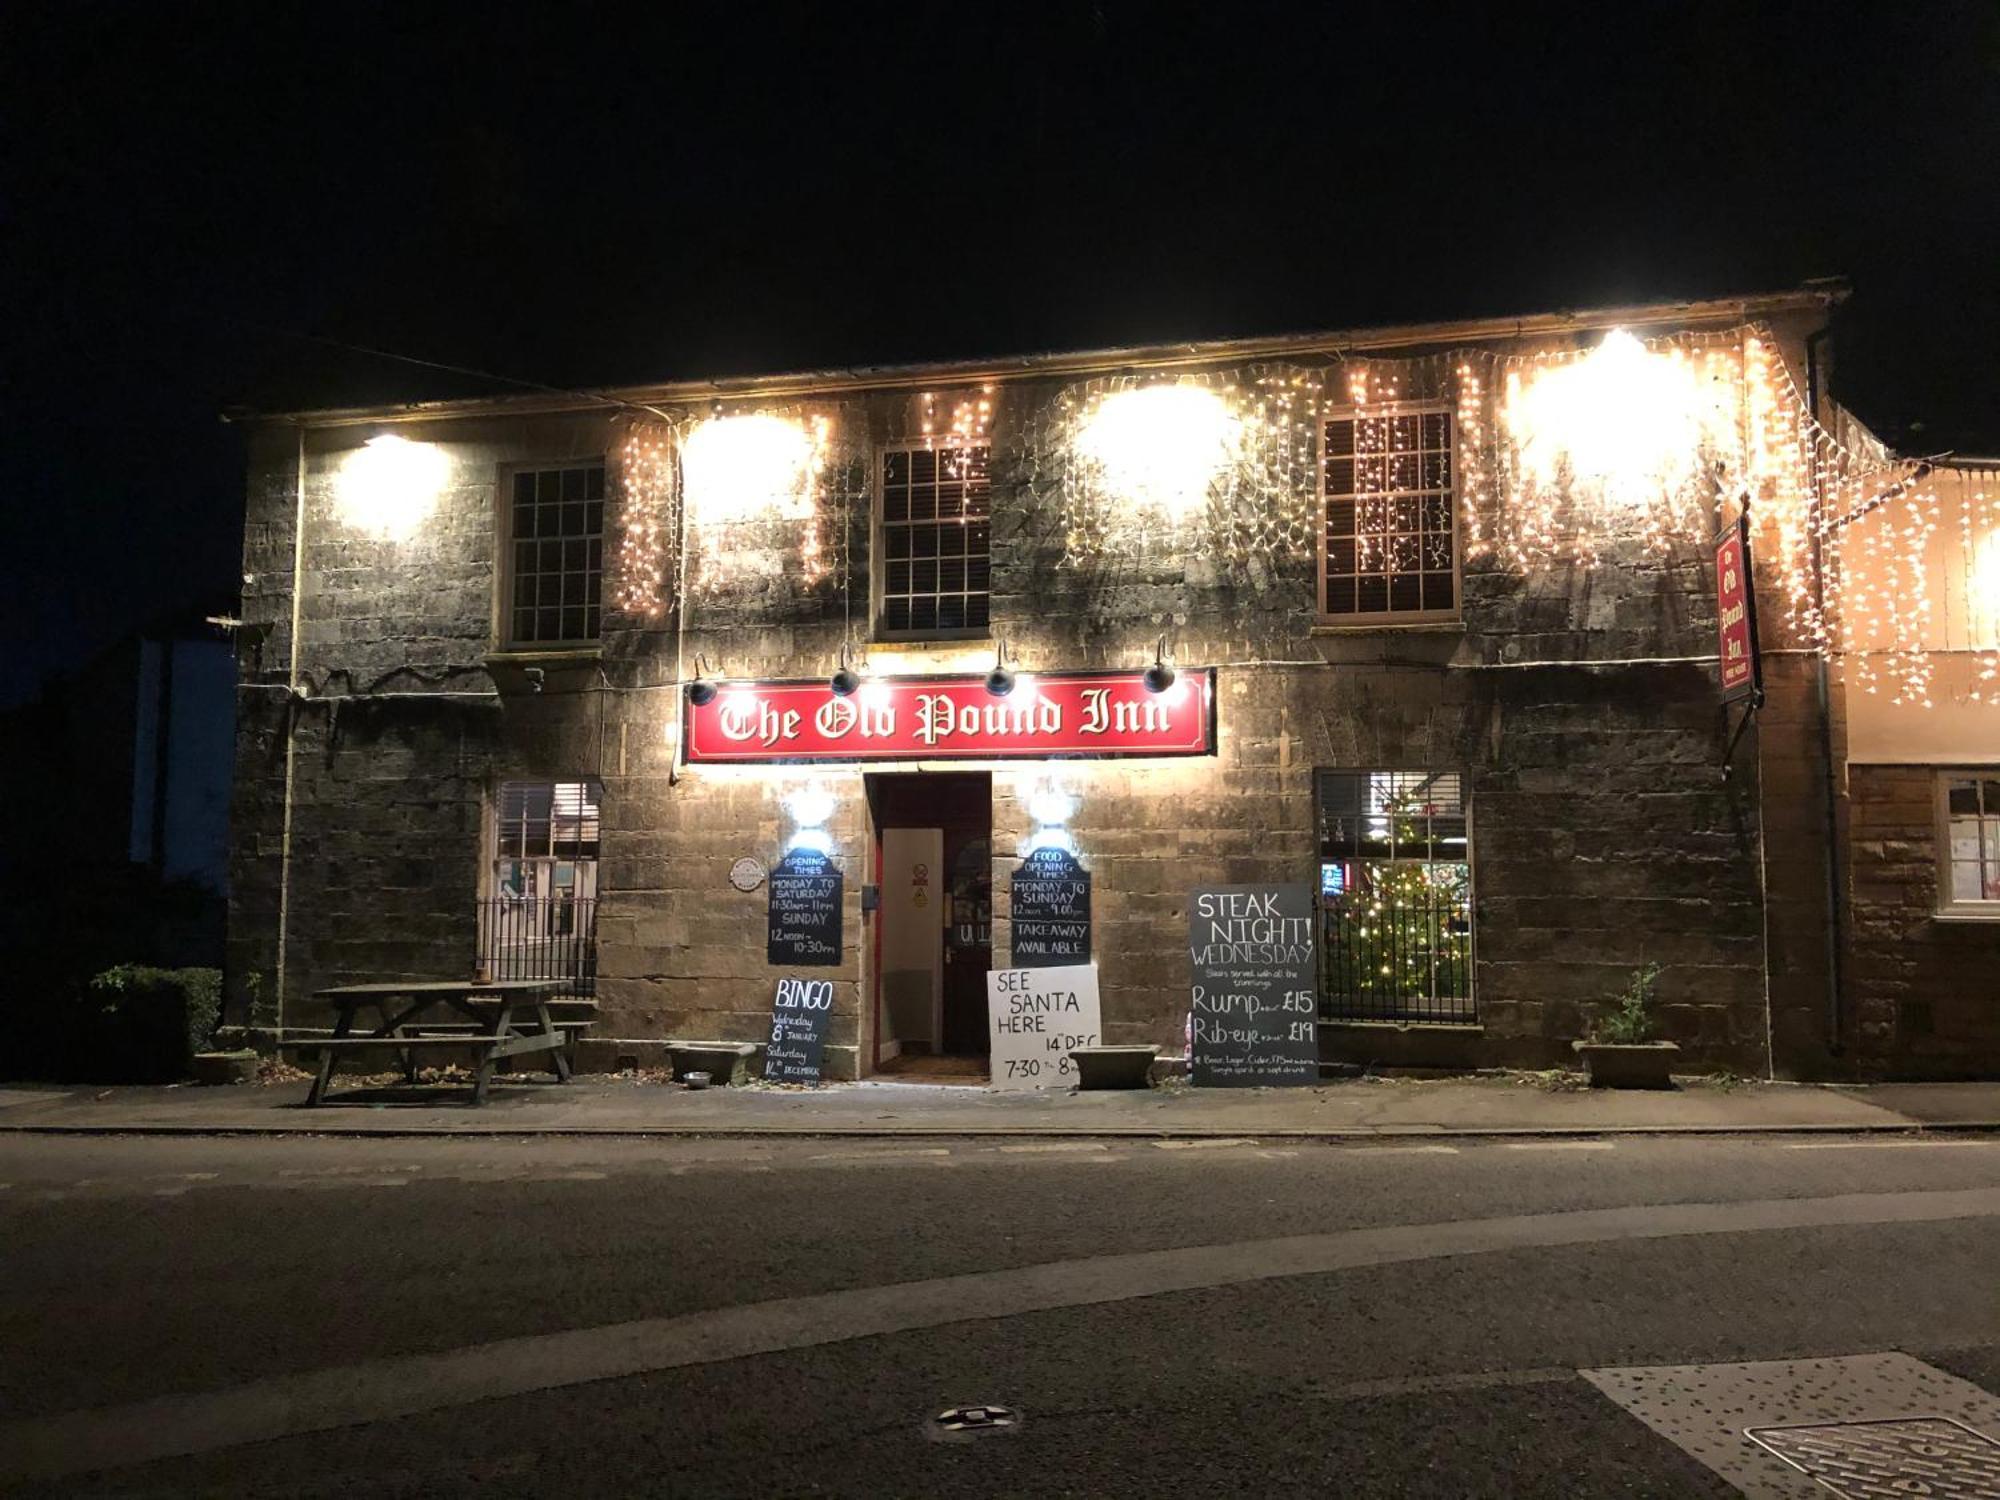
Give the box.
[1321,409,1457,621]
[1941,774,2000,916]
[879,445,991,637]
[485,780,601,993]
[506,462,605,646]
[1316,770,1472,1020]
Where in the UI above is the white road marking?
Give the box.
[1786,1138,1997,1150]
[1502,1141,1615,1152]
[7,1185,1996,1484]
[1339,1145,1460,1156]
[1153,1138,1258,1151]
[996,1142,1108,1155]
[807,1147,953,1163]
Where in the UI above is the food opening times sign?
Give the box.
[684,670,1216,763]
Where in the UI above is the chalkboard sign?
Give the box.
[1187,884,1317,1087]
[1011,847,1092,968]
[765,977,835,1083]
[767,848,843,966]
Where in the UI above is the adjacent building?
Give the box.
[224,287,2000,1081]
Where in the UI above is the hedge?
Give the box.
[74,965,223,1083]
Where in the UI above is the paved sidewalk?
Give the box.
[1,1073,1997,1139]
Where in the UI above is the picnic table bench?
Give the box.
[297,980,571,1106]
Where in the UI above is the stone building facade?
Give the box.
[226,287,1990,1081]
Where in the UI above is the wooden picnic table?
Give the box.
[300,980,572,1106]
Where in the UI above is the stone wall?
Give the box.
[1843,764,2000,1077]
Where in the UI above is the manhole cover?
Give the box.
[926,1404,1025,1444]
[1747,1416,2000,1498]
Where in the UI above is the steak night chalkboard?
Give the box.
[767,848,843,966]
[765,977,835,1084]
[1187,884,1317,1087]
[1010,847,1091,967]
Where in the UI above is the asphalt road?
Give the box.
[2,1132,1997,1496]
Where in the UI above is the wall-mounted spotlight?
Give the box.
[985,639,1017,698]
[688,654,720,706]
[1143,634,1176,694]
[830,642,863,698]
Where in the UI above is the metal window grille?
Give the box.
[486,780,601,996]
[1316,769,1473,1021]
[508,462,605,645]
[880,444,991,636]
[1322,409,1457,619]
[1943,775,2000,907]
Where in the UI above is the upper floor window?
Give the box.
[1321,408,1458,623]
[506,462,604,647]
[879,445,991,637]
[1941,774,2000,917]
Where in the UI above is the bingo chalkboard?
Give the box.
[1187,884,1318,1087]
[765,977,836,1084]
[1010,847,1092,968]
[767,848,843,966]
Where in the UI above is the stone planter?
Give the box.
[1572,1040,1679,1089]
[1069,1045,1159,1090]
[664,1041,759,1086]
[190,1049,260,1086]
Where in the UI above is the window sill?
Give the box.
[1932,909,2000,925]
[870,632,993,648]
[1311,620,1465,635]
[487,646,604,665]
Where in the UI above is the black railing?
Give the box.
[477,897,598,998]
[1318,894,1474,1023]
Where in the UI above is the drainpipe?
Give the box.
[1804,324,1845,1060]
[272,422,308,1041]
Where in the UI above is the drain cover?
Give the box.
[927,1404,1024,1443]
[1748,1416,2000,1498]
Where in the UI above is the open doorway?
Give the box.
[868,771,991,1081]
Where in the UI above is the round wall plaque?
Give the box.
[729,857,767,892]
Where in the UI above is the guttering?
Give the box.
[229,288,1847,431]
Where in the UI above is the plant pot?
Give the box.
[1572,1040,1679,1089]
[1069,1045,1159,1090]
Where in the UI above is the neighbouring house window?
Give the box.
[1321,409,1457,621]
[507,462,604,646]
[1942,774,2000,915]
[879,444,991,636]
[484,780,601,994]
[1315,769,1472,1019]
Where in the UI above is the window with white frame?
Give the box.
[1941,773,2000,914]
[879,444,991,636]
[1321,409,1457,621]
[506,462,604,647]
[1315,769,1472,1019]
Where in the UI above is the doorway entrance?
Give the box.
[868,772,991,1080]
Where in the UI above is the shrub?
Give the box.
[78,965,223,1083]
[1590,964,1662,1045]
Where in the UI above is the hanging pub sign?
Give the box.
[1010,847,1092,967]
[1187,884,1318,1088]
[684,669,1216,764]
[1715,515,1762,704]
[764,977,835,1084]
[986,963,1102,1090]
[766,847,843,966]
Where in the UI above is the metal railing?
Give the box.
[476,897,598,998]
[1318,893,1474,1023]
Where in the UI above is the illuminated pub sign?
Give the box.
[684,669,1217,764]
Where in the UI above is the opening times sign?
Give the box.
[685,670,1216,763]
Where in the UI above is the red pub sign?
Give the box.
[684,669,1217,763]
[1714,515,1761,703]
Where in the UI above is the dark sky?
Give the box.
[4,2,1996,704]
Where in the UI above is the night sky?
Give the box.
[6,2,1995,705]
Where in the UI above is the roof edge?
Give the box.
[234,285,1846,429]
